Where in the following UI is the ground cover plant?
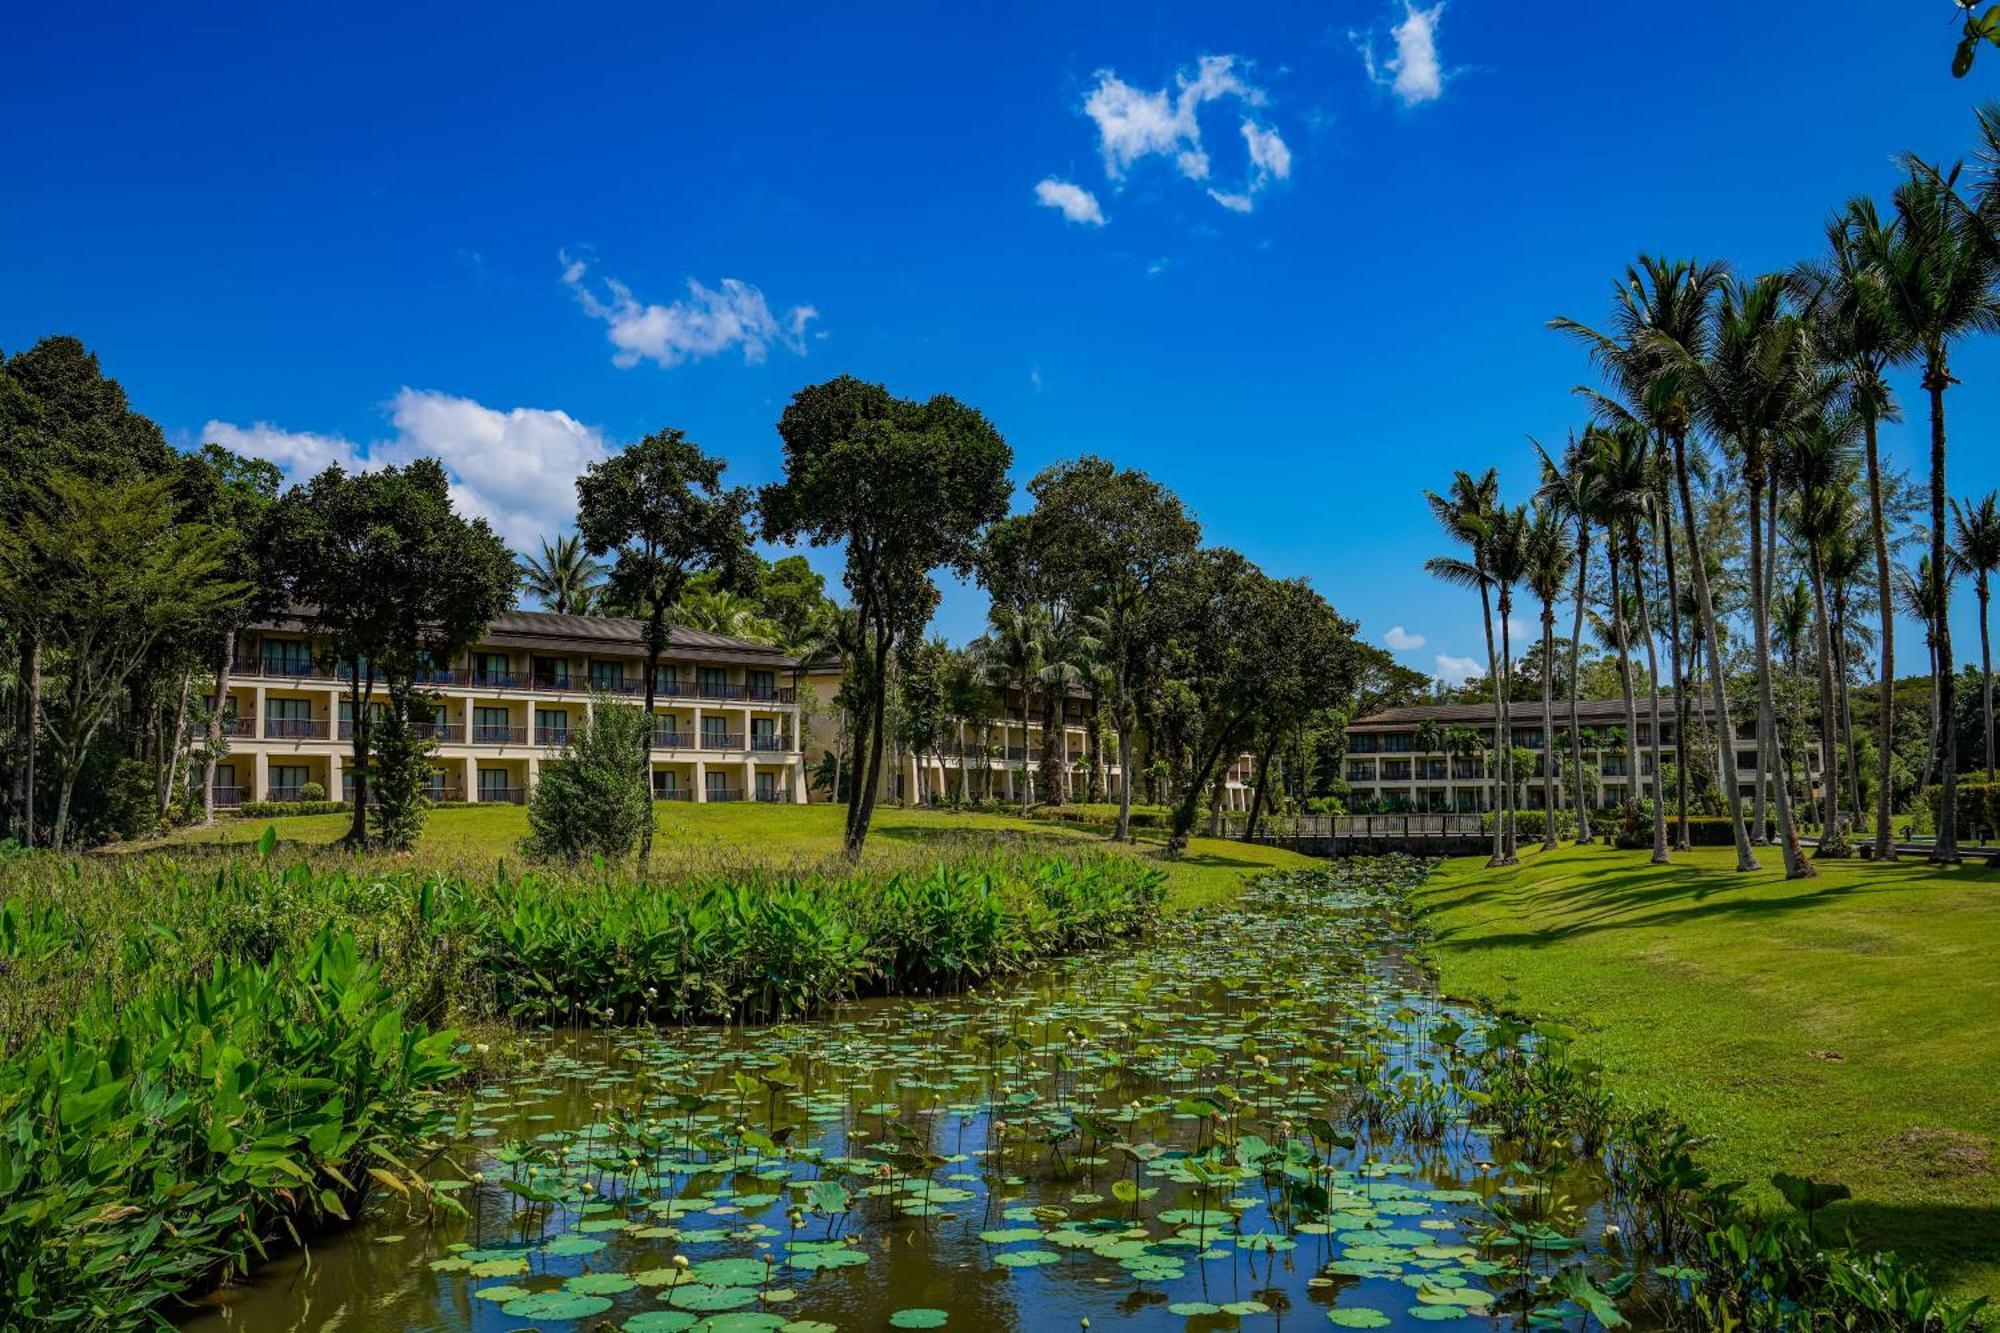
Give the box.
[1412,841,2000,1306]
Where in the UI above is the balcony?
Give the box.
[474,786,526,805]
[219,716,256,738]
[700,731,745,750]
[234,659,334,681]
[264,717,331,740]
[653,787,695,801]
[210,784,244,808]
[754,788,792,804]
[531,672,575,691]
[653,729,695,748]
[703,786,747,802]
[749,733,786,752]
[471,724,528,746]
[533,725,571,746]
[338,720,462,742]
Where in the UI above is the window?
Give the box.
[590,659,625,690]
[1346,761,1375,782]
[270,764,310,798]
[655,663,680,693]
[702,715,729,747]
[1381,759,1412,781]
[266,697,315,738]
[423,768,449,798]
[477,768,512,801]
[751,717,778,750]
[1380,732,1415,753]
[698,666,728,697]
[755,772,777,801]
[654,770,679,796]
[261,639,314,676]
[705,770,729,800]
[535,708,569,745]
[474,706,512,743]
[532,656,570,689]
[474,651,511,684]
[748,668,776,698]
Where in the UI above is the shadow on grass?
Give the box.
[1826,1199,2000,1301]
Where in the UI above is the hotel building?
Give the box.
[210,611,808,807]
[1343,696,1821,814]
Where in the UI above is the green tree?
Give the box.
[1422,469,1511,865]
[1786,407,1865,848]
[1878,157,1997,862]
[578,428,755,861]
[1522,501,1575,849]
[525,697,653,859]
[0,472,245,849]
[1533,433,1600,845]
[1950,491,2000,783]
[262,459,515,848]
[0,336,176,845]
[759,375,1013,855]
[518,533,603,614]
[977,603,1048,805]
[1238,580,1362,841]
[895,636,951,803]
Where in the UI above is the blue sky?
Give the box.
[5,2,1997,678]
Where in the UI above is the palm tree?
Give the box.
[1795,200,1916,858]
[1555,256,1756,864]
[980,603,1048,805]
[1772,579,1818,814]
[1590,424,1670,863]
[1784,405,1863,848]
[1533,433,1598,844]
[1423,469,1511,865]
[676,588,779,642]
[1898,556,1952,800]
[517,534,603,614]
[1523,501,1574,849]
[1878,158,1999,862]
[1676,273,1818,878]
[1033,608,1100,807]
[1822,515,1874,832]
[1950,491,2000,784]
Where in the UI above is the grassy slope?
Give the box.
[148,802,1313,912]
[1415,841,2000,1300]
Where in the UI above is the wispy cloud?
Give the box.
[1356,2,1449,107]
[1034,177,1106,225]
[1432,652,1482,685]
[1383,625,1427,652]
[203,389,611,550]
[560,251,817,369]
[1040,54,1291,220]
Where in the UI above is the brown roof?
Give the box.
[1350,694,1705,730]
[255,609,796,669]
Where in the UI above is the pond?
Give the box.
[181,858,1636,1332]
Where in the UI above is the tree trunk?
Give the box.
[1540,605,1559,849]
[202,627,235,826]
[1242,731,1280,842]
[1629,530,1670,864]
[1832,593,1863,836]
[1477,577,1505,866]
[20,637,39,847]
[1659,478,1691,850]
[847,620,893,856]
[1114,712,1136,843]
[1859,410,1898,858]
[1673,431,1757,870]
[1807,544,1842,846]
[1497,593,1518,861]
[159,667,192,820]
[640,619,661,862]
[1568,525,1593,843]
[1981,577,1994,791]
[344,663,373,846]
[1748,460,1813,878]
[1039,688,1065,807]
[1608,540,1641,827]
[1927,375,1959,862]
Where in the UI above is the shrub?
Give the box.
[237,799,348,818]
[1922,780,2000,839]
[370,685,438,851]
[296,780,327,802]
[524,700,651,860]
[1478,809,1577,840]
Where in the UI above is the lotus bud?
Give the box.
[673,1254,690,1270]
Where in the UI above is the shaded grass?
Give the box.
[1414,841,2000,1301]
[140,802,1314,912]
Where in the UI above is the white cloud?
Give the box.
[203,389,612,550]
[1066,54,1288,214]
[1383,625,1427,652]
[1033,177,1106,225]
[560,252,817,369]
[1432,653,1483,685]
[1356,2,1448,107]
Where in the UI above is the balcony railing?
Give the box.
[699,732,745,750]
[474,786,526,805]
[471,724,528,745]
[219,716,256,737]
[703,786,747,802]
[231,656,799,704]
[533,725,571,746]
[653,730,695,749]
[749,733,786,752]
[264,717,330,740]
[653,787,694,802]
[336,719,462,742]
[754,788,791,804]
[210,784,244,808]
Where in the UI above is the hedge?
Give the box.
[1922,781,2000,837]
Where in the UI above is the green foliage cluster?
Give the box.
[1921,780,2000,840]
[468,854,1163,1024]
[523,699,652,860]
[237,798,349,819]
[0,917,459,1329]
[1477,808,1579,840]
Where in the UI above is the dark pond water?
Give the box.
[182,860,1641,1333]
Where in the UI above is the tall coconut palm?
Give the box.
[1950,491,2000,784]
[1784,405,1863,847]
[1534,433,1598,844]
[518,534,603,614]
[981,602,1048,805]
[1897,556,1951,797]
[1423,469,1511,865]
[1555,256,1756,864]
[1591,423,1671,862]
[1485,505,1532,859]
[1674,273,1818,878]
[1523,501,1574,849]
[1878,159,1999,863]
[1822,516,1874,830]
[1795,200,1916,857]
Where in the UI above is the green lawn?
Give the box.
[1415,842,2000,1300]
[146,801,1313,912]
